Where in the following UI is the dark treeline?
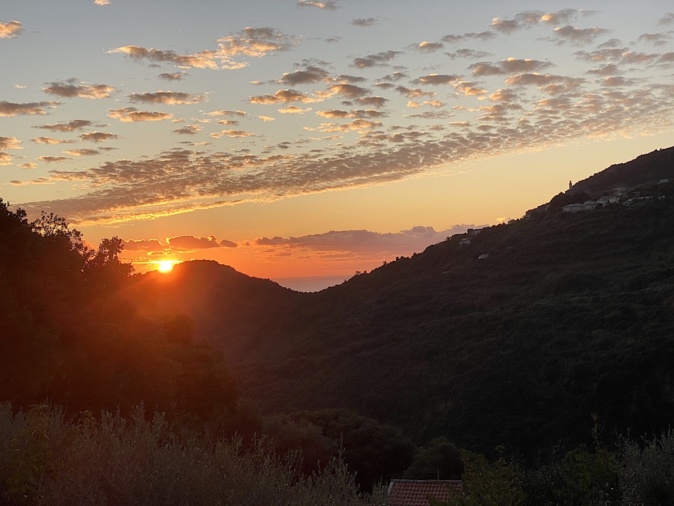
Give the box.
[0,200,238,431]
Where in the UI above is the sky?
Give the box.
[2,1,674,290]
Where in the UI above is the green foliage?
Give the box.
[618,429,674,505]
[0,402,383,505]
[525,444,619,505]
[404,437,463,480]
[443,447,527,506]
[272,409,416,492]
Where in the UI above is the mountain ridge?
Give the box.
[127,146,674,457]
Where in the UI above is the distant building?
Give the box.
[459,238,471,247]
[387,479,463,506]
[597,195,620,206]
[562,203,584,213]
[478,253,489,260]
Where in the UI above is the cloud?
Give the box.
[129,91,205,105]
[43,79,115,99]
[173,125,201,135]
[167,235,237,250]
[441,31,495,44]
[490,17,522,34]
[210,129,254,138]
[279,67,329,85]
[123,239,163,251]
[352,17,378,27]
[491,9,596,33]
[541,8,594,25]
[352,50,400,68]
[278,106,311,114]
[94,0,110,5]
[34,119,93,132]
[454,81,488,96]
[63,149,100,156]
[0,20,23,39]
[413,74,460,85]
[488,89,520,102]
[414,41,444,53]
[255,225,472,254]
[39,156,70,163]
[587,63,620,76]
[111,28,298,72]
[20,163,37,170]
[32,137,74,145]
[297,0,339,9]
[658,13,674,26]
[0,137,21,150]
[158,72,185,81]
[471,57,553,76]
[657,52,674,64]
[111,45,222,69]
[10,178,54,186]
[505,73,584,90]
[326,84,370,98]
[216,27,299,58]
[207,109,247,117]
[355,96,388,108]
[0,101,57,116]
[317,119,381,133]
[0,153,13,165]
[249,89,316,104]
[108,107,173,122]
[553,25,609,46]
[445,48,491,60]
[316,109,351,118]
[638,33,670,47]
[395,86,435,99]
[79,132,118,143]
[602,76,634,87]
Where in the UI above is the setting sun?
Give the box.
[156,260,179,273]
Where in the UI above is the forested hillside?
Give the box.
[128,146,674,459]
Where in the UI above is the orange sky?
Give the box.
[2,2,674,289]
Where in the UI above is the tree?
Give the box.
[404,437,463,480]
[286,409,415,492]
[86,236,134,290]
[443,448,527,506]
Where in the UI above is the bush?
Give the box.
[0,402,384,505]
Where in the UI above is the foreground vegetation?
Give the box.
[1,403,673,505]
[0,403,384,505]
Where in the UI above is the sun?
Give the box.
[156,260,179,273]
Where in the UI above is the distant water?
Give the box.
[273,275,350,292]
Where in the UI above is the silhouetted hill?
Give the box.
[571,145,674,197]
[125,146,674,459]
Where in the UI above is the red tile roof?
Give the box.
[387,479,463,506]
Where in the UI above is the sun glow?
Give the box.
[156,260,179,273]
